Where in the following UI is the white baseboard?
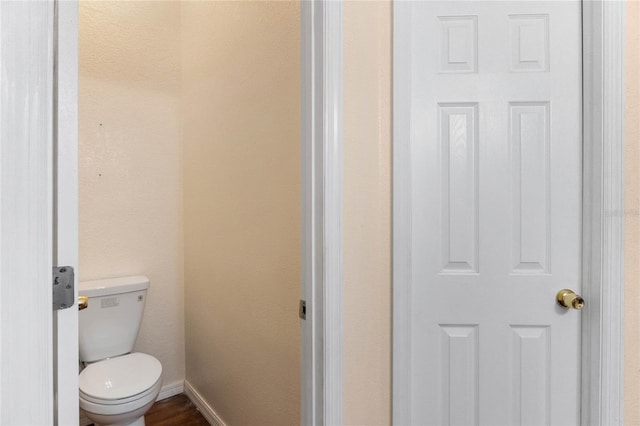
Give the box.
[79,410,92,426]
[156,379,184,401]
[79,379,186,425]
[184,380,227,426]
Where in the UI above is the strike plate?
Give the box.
[53,266,75,310]
[299,299,306,320]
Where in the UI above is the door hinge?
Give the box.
[53,266,75,311]
[299,299,306,320]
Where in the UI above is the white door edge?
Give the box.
[301,1,344,425]
[0,2,55,424]
[54,1,79,425]
[392,1,626,425]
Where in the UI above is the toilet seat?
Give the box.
[80,377,160,406]
[79,352,162,404]
[79,380,162,418]
[79,378,161,417]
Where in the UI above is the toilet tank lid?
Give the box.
[79,275,150,297]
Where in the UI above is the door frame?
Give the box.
[54,1,80,425]
[301,1,344,425]
[580,2,626,424]
[53,0,347,423]
[392,1,626,425]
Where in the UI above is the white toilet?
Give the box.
[79,276,162,426]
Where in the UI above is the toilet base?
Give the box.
[82,396,153,426]
[91,414,145,426]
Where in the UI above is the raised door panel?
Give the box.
[439,103,479,273]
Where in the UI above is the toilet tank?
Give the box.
[79,276,150,363]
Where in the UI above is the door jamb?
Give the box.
[301,1,344,425]
[391,1,626,424]
[581,1,625,424]
[53,1,79,424]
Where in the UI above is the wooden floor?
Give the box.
[145,394,209,426]
[88,393,209,426]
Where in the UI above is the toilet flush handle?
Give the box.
[78,296,88,311]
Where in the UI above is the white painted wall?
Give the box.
[78,1,185,389]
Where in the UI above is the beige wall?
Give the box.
[625,1,640,424]
[344,1,392,425]
[79,2,185,388]
[181,2,301,425]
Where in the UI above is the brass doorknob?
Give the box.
[556,289,584,310]
[78,296,88,311]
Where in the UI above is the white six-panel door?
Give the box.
[394,1,582,424]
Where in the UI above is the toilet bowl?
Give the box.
[79,352,162,426]
[79,276,163,426]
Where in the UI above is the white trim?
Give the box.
[0,2,55,424]
[54,1,79,424]
[581,1,626,424]
[391,2,413,424]
[301,1,344,425]
[184,380,227,426]
[392,1,626,425]
[156,379,184,402]
[79,409,91,426]
[321,2,344,424]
